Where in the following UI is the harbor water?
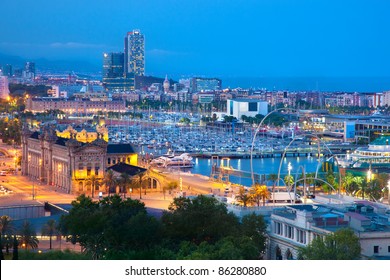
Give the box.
[191,156,322,187]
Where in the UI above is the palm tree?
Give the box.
[0,215,14,237]
[12,236,18,260]
[102,169,115,196]
[250,183,270,206]
[85,175,101,198]
[0,215,15,254]
[163,181,178,200]
[131,171,147,199]
[284,175,294,191]
[236,187,253,207]
[41,219,58,250]
[342,173,355,195]
[119,172,132,197]
[18,220,39,251]
[324,170,337,194]
[352,176,364,199]
[362,178,383,201]
[0,237,4,260]
[268,173,278,195]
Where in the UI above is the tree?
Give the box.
[85,175,101,198]
[102,169,116,195]
[0,237,3,260]
[352,176,364,198]
[163,181,178,200]
[0,215,15,254]
[12,236,18,260]
[240,213,267,256]
[299,228,361,260]
[119,172,132,197]
[284,175,294,190]
[267,173,278,193]
[162,195,240,244]
[366,178,383,201]
[18,220,39,251]
[324,170,337,194]
[41,219,58,250]
[131,171,147,199]
[59,194,158,260]
[223,116,238,123]
[249,184,270,206]
[342,173,355,195]
[235,187,253,207]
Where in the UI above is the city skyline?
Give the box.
[1,0,390,90]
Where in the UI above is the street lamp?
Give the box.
[367,168,372,183]
[387,180,390,206]
[365,167,372,200]
[287,162,292,191]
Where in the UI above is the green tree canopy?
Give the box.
[162,195,240,244]
[299,228,361,260]
[59,194,161,259]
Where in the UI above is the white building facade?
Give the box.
[268,202,390,260]
[227,99,268,119]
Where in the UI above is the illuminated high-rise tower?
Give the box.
[102,52,134,91]
[0,71,10,100]
[124,29,145,76]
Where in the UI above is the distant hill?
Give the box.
[0,53,100,74]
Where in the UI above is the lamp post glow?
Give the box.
[364,168,372,200]
[387,180,390,206]
[367,169,372,183]
[287,162,292,191]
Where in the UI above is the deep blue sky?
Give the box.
[1,0,390,80]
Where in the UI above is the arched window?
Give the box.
[286,249,293,260]
[275,246,283,260]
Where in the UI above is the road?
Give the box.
[0,168,223,211]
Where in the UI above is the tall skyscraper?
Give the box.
[124,29,145,76]
[102,52,134,92]
[23,61,36,79]
[1,64,12,76]
[103,52,124,78]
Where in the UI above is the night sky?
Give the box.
[1,0,390,84]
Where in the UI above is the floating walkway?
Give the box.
[191,146,353,159]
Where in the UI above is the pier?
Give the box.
[191,145,353,159]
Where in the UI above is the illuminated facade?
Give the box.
[124,30,145,76]
[190,77,222,93]
[102,52,135,91]
[21,127,138,194]
[103,52,124,78]
[0,74,10,100]
[25,97,126,114]
[55,125,109,143]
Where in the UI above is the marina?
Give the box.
[105,118,353,187]
[107,118,354,158]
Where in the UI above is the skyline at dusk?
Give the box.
[1,0,390,91]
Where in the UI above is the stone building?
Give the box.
[55,124,109,143]
[21,126,138,194]
[268,202,390,260]
[25,97,126,114]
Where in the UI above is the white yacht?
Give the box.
[151,153,194,168]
